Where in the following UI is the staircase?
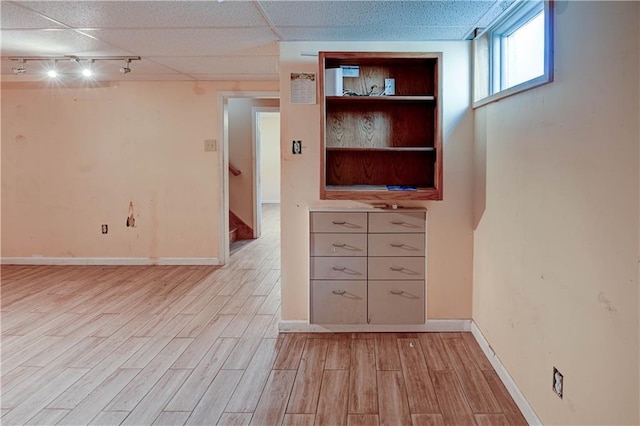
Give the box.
[229,211,253,241]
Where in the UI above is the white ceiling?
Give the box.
[1,0,512,82]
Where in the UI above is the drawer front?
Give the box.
[311,280,367,324]
[368,280,425,324]
[311,233,367,257]
[368,257,425,280]
[368,233,425,257]
[310,212,368,233]
[311,257,367,280]
[368,211,425,233]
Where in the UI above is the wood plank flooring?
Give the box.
[1,204,527,425]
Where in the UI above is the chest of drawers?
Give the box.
[309,209,426,326]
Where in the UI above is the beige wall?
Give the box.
[228,98,279,229]
[1,80,277,261]
[473,2,639,424]
[279,41,474,321]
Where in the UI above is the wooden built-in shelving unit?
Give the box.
[319,52,443,201]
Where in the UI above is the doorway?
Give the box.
[218,93,279,264]
[253,107,281,240]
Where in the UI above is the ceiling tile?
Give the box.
[474,0,516,27]
[261,1,496,27]
[150,56,279,75]
[278,26,470,41]
[13,1,269,28]
[1,29,132,56]
[1,1,66,29]
[91,28,279,56]
[188,73,279,81]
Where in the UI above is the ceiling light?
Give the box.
[8,56,141,79]
[82,60,94,77]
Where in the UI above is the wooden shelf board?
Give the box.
[324,186,442,201]
[326,95,435,102]
[326,147,435,152]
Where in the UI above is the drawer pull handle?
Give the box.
[390,290,405,295]
[391,220,405,225]
[390,243,405,248]
[332,243,346,248]
[332,266,346,271]
[390,266,405,272]
[332,290,346,295]
[332,220,347,225]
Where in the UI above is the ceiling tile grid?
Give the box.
[89,28,280,57]
[1,0,508,81]
[258,0,497,27]
[9,1,271,29]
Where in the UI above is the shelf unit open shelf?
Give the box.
[319,52,443,201]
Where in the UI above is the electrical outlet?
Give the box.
[101,224,108,234]
[292,140,302,154]
[553,367,563,399]
[204,139,216,152]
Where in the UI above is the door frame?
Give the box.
[217,91,279,265]
[251,106,280,239]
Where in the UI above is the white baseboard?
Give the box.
[278,319,471,333]
[471,322,541,426]
[1,257,222,266]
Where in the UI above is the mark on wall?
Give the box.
[150,195,158,260]
[597,292,617,313]
[192,83,205,95]
[126,201,136,228]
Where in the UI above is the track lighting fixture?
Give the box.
[8,56,141,79]
[12,59,26,75]
[119,58,132,74]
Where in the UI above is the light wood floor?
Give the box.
[1,204,527,426]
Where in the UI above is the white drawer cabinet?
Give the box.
[311,280,367,324]
[368,233,425,257]
[368,280,425,324]
[310,209,426,327]
[310,234,367,257]
[368,257,425,280]
[310,212,367,233]
[311,257,367,280]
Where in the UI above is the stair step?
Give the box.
[229,227,238,243]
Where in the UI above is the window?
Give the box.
[473,0,553,107]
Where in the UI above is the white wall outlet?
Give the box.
[101,224,108,234]
[204,139,216,152]
[553,367,563,399]
[384,78,395,95]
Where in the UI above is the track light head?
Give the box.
[12,59,26,75]
[119,58,132,74]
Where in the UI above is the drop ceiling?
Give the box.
[1,0,512,82]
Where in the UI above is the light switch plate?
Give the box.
[204,139,216,152]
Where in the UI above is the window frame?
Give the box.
[473,0,554,108]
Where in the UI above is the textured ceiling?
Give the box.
[1,0,512,82]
